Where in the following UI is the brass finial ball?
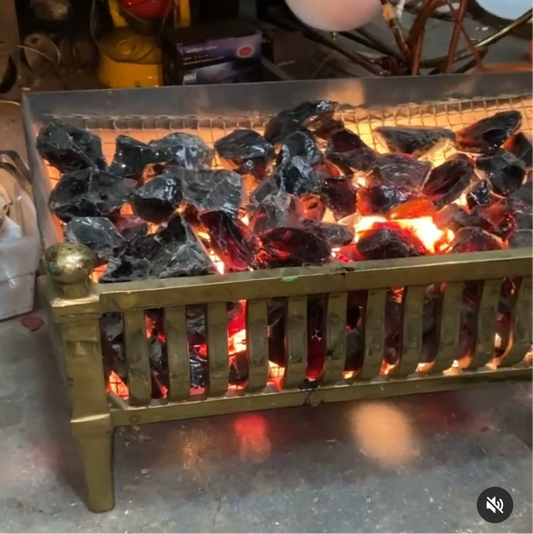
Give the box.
[44,243,96,285]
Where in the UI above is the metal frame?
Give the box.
[22,73,533,513]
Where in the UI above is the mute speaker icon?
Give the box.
[486,496,504,514]
[477,486,513,523]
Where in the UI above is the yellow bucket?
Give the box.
[96,28,162,89]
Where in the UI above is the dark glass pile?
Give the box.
[39,105,532,395]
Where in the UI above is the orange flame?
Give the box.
[354,215,453,253]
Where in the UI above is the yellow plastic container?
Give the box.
[96,28,162,89]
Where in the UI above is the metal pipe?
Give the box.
[420,9,533,68]
[407,0,444,50]
[408,0,444,73]
[409,0,485,74]
[428,47,488,74]
[444,0,470,73]
[451,49,488,74]
[471,9,532,48]
[380,0,411,57]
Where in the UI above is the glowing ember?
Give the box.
[101,153,518,400]
[40,105,531,401]
[107,371,128,397]
[354,215,453,254]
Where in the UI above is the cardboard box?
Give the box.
[161,20,262,86]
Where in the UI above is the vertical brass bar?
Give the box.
[63,315,115,512]
[501,276,533,367]
[77,431,115,513]
[431,282,464,373]
[322,292,348,384]
[164,306,191,401]
[467,279,502,369]
[123,310,152,406]
[52,284,115,510]
[61,319,110,419]
[359,289,388,380]
[282,296,308,388]
[396,285,426,376]
[41,244,117,513]
[246,299,269,391]
[206,302,229,397]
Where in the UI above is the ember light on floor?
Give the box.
[21,74,533,513]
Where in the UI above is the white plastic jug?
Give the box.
[285,0,382,32]
[0,154,40,320]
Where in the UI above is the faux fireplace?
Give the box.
[20,73,532,513]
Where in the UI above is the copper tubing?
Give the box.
[439,0,486,73]
[408,0,444,74]
[451,48,488,73]
[409,0,485,74]
[407,0,446,50]
[424,9,532,67]
[444,0,470,73]
[428,46,488,74]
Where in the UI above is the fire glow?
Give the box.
[40,103,531,401]
[105,208,459,398]
[351,214,453,253]
[104,202,475,401]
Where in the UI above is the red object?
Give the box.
[117,0,172,19]
[237,46,253,58]
[20,314,44,332]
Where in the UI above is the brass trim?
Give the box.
[164,306,191,402]
[433,282,463,373]
[206,302,230,397]
[323,292,349,384]
[109,366,532,428]
[360,289,388,380]
[397,285,426,376]
[123,310,152,406]
[501,276,533,367]
[468,279,502,370]
[283,296,308,388]
[246,299,270,391]
[88,250,532,315]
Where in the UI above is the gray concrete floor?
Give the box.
[1,312,532,533]
[0,11,532,533]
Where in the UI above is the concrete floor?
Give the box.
[1,312,532,533]
[0,11,532,533]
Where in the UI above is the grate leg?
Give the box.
[77,430,116,513]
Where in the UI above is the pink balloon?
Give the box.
[285,0,382,32]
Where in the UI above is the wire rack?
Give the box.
[42,94,533,188]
